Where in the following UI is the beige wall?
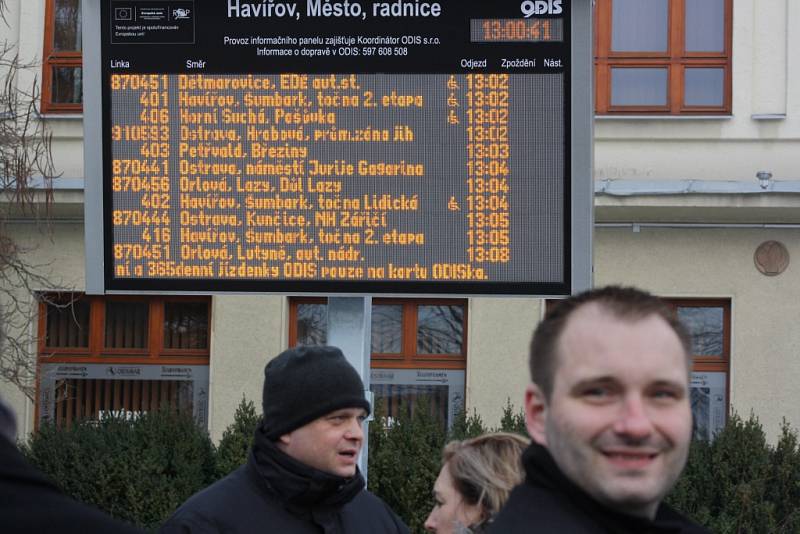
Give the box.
[466,298,541,426]
[595,139,800,183]
[207,295,285,442]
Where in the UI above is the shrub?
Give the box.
[215,397,261,478]
[667,412,800,533]
[368,396,446,533]
[768,421,800,532]
[449,398,527,441]
[23,410,216,530]
[448,407,487,441]
[496,397,528,436]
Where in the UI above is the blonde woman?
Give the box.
[425,432,530,533]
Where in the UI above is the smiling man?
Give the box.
[161,346,408,534]
[489,286,710,533]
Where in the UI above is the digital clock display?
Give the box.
[471,18,564,43]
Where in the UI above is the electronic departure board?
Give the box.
[83,0,592,295]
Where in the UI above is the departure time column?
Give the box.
[465,73,511,265]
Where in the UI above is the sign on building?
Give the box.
[84,0,592,296]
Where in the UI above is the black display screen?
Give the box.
[99,0,573,294]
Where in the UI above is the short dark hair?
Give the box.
[529,286,692,400]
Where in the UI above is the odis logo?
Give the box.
[521,0,563,17]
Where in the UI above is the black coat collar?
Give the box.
[250,424,365,515]
[523,443,702,534]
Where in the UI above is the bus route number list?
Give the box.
[109,72,565,287]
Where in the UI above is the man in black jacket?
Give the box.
[490,286,710,533]
[160,345,409,534]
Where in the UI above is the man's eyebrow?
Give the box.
[568,376,688,393]
[570,376,619,391]
[649,379,688,391]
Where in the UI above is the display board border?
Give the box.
[83,0,592,297]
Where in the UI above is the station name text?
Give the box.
[227,0,442,19]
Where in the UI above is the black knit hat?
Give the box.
[262,345,371,439]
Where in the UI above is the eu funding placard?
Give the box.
[83,0,593,296]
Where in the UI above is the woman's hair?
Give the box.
[442,432,530,524]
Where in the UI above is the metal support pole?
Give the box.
[327,296,373,482]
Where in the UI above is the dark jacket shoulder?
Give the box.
[489,481,602,534]
[0,437,143,534]
[489,444,711,534]
[341,490,410,533]
[490,481,710,534]
[160,462,408,534]
[160,464,269,533]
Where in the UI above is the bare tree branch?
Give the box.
[0,5,60,400]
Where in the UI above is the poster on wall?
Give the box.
[690,371,726,440]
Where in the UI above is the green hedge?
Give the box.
[22,410,216,530]
[214,396,260,478]
[666,413,800,533]
[21,400,800,534]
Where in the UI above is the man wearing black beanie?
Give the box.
[161,346,409,534]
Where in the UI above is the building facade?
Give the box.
[1,0,798,443]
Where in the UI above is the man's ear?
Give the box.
[525,383,548,446]
[277,431,292,448]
